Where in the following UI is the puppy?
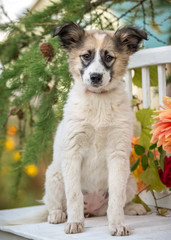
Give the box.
[43,23,147,236]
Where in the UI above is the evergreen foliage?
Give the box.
[0,0,170,207]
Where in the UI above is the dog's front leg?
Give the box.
[62,123,94,234]
[107,131,131,236]
[63,154,84,234]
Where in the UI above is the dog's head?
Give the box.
[53,22,147,92]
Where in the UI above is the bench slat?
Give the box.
[125,70,132,101]
[158,64,166,106]
[128,46,171,69]
[142,67,150,108]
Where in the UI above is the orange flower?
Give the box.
[7,126,17,136]
[151,96,171,153]
[131,135,140,146]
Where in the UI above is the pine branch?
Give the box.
[115,0,148,22]
[145,29,167,45]
[131,1,141,24]
[141,0,146,30]
[105,0,148,29]
[146,15,171,27]
[150,0,155,25]
[0,5,13,23]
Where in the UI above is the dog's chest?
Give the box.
[67,89,121,128]
[81,127,108,191]
[85,99,116,128]
[81,127,109,213]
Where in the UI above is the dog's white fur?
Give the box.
[44,79,135,235]
[43,25,147,236]
[2,24,147,236]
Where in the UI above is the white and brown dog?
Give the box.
[43,23,148,236]
[3,23,148,235]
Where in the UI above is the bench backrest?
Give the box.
[125,46,171,108]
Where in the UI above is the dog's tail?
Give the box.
[0,205,48,226]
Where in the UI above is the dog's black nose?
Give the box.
[90,73,103,85]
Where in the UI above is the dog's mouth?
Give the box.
[91,82,102,88]
[80,69,113,92]
[84,78,109,93]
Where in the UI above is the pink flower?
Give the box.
[151,96,171,153]
[158,156,171,188]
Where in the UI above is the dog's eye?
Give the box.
[105,55,115,63]
[82,53,91,61]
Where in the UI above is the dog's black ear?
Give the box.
[114,26,148,54]
[53,22,85,50]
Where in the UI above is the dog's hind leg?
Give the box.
[43,163,66,224]
[124,202,147,215]
[124,174,147,216]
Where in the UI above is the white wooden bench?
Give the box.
[0,206,171,240]
[0,46,171,239]
[126,45,171,107]
[125,45,171,209]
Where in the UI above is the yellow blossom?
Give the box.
[13,151,22,162]
[24,164,38,177]
[5,137,15,151]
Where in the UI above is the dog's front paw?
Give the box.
[48,210,66,224]
[65,222,84,234]
[109,224,130,236]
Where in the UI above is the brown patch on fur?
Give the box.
[100,33,115,52]
[53,22,85,50]
[54,24,147,87]
[114,26,147,54]
[94,32,130,79]
[68,30,130,82]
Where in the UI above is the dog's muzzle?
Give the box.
[90,73,103,87]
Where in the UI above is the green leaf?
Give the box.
[141,155,148,170]
[158,208,168,216]
[134,144,145,155]
[149,157,157,170]
[136,108,155,128]
[132,68,142,88]
[148,151,154,160]
[159,146,166,172]
[149,143,157,150]
[132,66,158,88]
[140,165,166,193]
[158,145,164,155]
[149,65,158,86]
[131,98,138,106]
[154,160,159,168]
[160,158,165,172]
[130,158,140,172]
[132,195,151,212]
[136,108,157,149]
[138,128,152,149]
